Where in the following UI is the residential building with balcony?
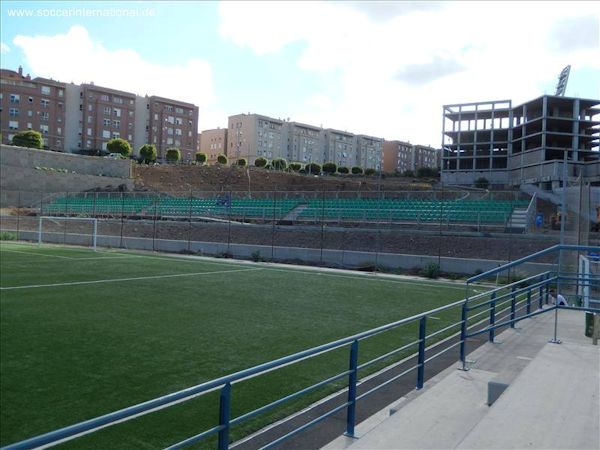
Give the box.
[227,113,286,164]
[286,121,324,165]
[356,134,383,170]
[0,67,66,151]
[323,129,356,169]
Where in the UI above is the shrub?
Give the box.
[337,166,349,174]
[255,157,268,168]
[0,231,17,241]
[402,169,415,178]
[107,138,132,157]
[138,144,157,164]
[236,158,247,167]
[271,158,288,171]
[322,162,337,174]
[217,154,228,165]
[289,162,302,172]
[305,162,321,174]
[195,152,207,164]
[420,262,440,279]
[474,177,490,189]
[11,130,43,149]
[165,147,181,162]
[364,168,376,176]
[416,167,439,178]
[351,166,363,175]
[251,250,265,262]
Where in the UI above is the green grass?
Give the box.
[0,242,465,448]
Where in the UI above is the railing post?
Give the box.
[544,273,550,304]
[459,303,468,371]
[510,286,516,328]
[489,292,496,342]
[526,289,531,315]
[416,317,427,389]
[345,340,359,437]
[218,383,231,450]
[538,280,544,310]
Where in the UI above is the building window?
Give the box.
[8,121,19,130]
[27,122,32,129]
[129,111,134,117]
[128,134,132,141]
[103,119,110,126]
[40,112,49,121]
[175,128,182,136]
[56,139,61,146]
[57,127,62,135]
[113,120,120,128]
[87,128,92,136]
[167,116,175,124]
[41,86,51,95]
[167,128,173,135]
[40,124,49,134]
[102,130,111,139]
[100,94,109,101]
[113,97,123,104]
[88,104,93,111]
[175,107,184,114]
[58,89,63,97]
[104,106,111,115]
[113,108,121,117]
[165,105,173,112]
[87,116,93,124]
[112,132,120,139]
[58,102,63,109]
[9,94,20,104]
[167,137,173,145]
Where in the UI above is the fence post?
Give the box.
[526,289,531,315]
[345,340,359,437]
[218,383,231,450]
[510,286,516,328]
[544,273,550,304]
[459,303,468,370]
[538,279,544,310]
[416,317,427,389]
[489,291,496,342]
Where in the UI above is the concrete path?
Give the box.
[324,309,599,450]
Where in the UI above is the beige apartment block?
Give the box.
[198,128,228,164]
[324,129,357,169]
[383,140,440,173]
[227,113,285,164]
[356,135,383,170]
[286,121,324,164]
[146,96,199,161]
[0,67,66,151]
[80,83,136,153]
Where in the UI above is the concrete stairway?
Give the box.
[506,208,528,233]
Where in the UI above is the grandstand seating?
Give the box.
[42,195,528,225]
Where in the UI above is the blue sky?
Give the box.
[1,1,599,146]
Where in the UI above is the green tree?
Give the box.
[138,144,157,164]
[364,168,376,176]
[271,158,288,171]
[107,138,132,157]
[236,158,247,167]
[254,157,268,168]
[289,162,302,172]
[474,177,490,189]
[337,166,349,174]
[416,167,439,178]
[305,162,321,174]
[165,147,181,162]
[11,130,43,149]
[402,169,415,178]
[351,166,364,175]
[322,162,337,174]
[217,154,228,165]
[195,152,207,164]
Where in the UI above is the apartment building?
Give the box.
[79,83,137,153]
[384,141,440,173]
[0,67,66,151]
[227,114,286,164]
[356,135,383,170]
[286,121,324,164]
[146,96,199,161]
[323,129,356,168]
[198,128,228,164]
[442,95,600,187]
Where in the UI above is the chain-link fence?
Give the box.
[0,187,571,273]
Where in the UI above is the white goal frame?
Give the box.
[38,216,98,251]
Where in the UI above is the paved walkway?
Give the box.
[324,309,599,450]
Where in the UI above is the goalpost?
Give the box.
[38,216,98,251]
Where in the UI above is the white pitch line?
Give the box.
[0,267,262,291]
[0,249,136,261]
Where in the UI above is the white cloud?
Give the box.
[219,1,600,146]
[12,26,217,131]
[0,42,10,54]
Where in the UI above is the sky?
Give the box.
[1,1,599,147]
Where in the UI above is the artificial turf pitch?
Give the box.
[0,242,465,448]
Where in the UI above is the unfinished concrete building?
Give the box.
[442,95,599,187]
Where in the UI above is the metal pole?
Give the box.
[187,188,193,252]
[270,191,276,261]
[217,383,231,450]
[526,289,531,315]
[459,302,468,371]
[344,340,359,437]
[93,219,97,251]
[489,291,496,342]
[510,286,516,328]
[119,191,125,249]
[16,190,21,240]
[320,190,325,265]
[416,317,427,389]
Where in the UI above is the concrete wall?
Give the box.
[1,144,132,178]
[15,229,553,277]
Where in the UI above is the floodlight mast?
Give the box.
[555,65,571,96]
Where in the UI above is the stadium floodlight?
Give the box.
[555,65,571,96]
[38,216,98,251]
